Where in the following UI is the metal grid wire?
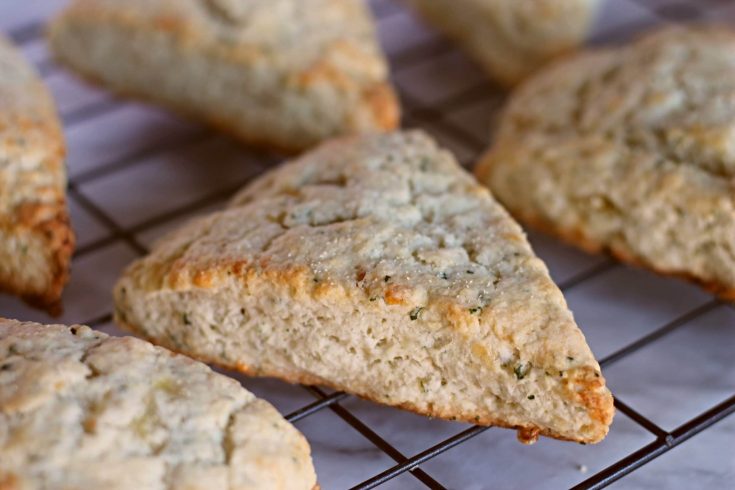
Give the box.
[3,0,735,488]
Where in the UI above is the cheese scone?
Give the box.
[48,0,399,153]
[477,26,735,300]
[0,318,317,490]
[406,0,600,87]
[114,131,613,444]
[0,35,74,315]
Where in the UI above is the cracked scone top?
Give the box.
[477,26,735,299]
[48,0,399,152]
[0,318,317,490]
[115,130,613,444]
[0,35,73,314]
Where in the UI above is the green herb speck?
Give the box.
[409,307,424,321]
[514,363,530,380]
[384,275,391,282]
[418,378,428,393]
[182,313,191,325]
[468,307,482,314]
[527,395,535,400]
[567,356,574,361]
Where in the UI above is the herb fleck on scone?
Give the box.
[478,26,735,300]
[0,318,317,490]
[0,35,73,315]
[115,130,614,444]
[49,0,399,152]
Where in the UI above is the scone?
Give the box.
[0,318,317,490]
[406,0,600,87]
[48,0,399,153]
[477,26,735,300]
[114,130,614,444]
[0,35,74,315]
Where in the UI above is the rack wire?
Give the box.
[2,0,735,488]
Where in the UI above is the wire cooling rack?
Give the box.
[2,0,735,488]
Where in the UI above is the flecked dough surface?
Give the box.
[0,318,317,490]
[49,0,399,152]
[0,35,73,314]
[115,130,613,445]
[477,26,735,299]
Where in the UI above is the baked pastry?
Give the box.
[477,26,735,300]
[406,0,600,87]
[48,0,399,153]
[114,130,613,444]
[0,318,317,490]
[0,35,73,315]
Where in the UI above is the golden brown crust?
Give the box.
[0,318,318,489]
[489,178,735,302]
[477,26,735,301]
[51,51,399,156]
[1,210,75,316]
[29,210,74,315]
[49,0,400,154]
[0,473,19,490]
[0,36,74,315]
[114,131,613,445]
[362,82,401,132]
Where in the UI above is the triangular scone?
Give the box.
[0,318,317,490]
[0,35,74,315]
[406,0,600,87]
[114,131,613,444]
[48,0,399,153]
[477,26,735,300]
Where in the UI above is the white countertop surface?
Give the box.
[1,0,734,488]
